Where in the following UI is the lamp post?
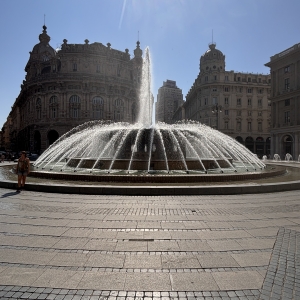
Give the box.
[211,103,222,130]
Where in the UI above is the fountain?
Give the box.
[273,154,281,161]
[262,155,268,161]
[285,153,293,161]
[31,47,275,183]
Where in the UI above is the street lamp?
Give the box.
[211,103,222,130]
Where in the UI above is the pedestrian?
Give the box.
[0,154,4,163]
[16,151,30,192]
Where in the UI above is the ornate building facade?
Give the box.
[265,43,300,159]
[155,80,184,124]
[173,43,271,157]
[6,25,145,153]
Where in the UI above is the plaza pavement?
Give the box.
[0,186,299,299]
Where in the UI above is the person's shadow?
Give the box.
[1,191,20,198]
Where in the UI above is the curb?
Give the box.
[1,179,300,195]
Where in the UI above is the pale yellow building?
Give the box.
[174,43,271,157]
[265,43,300,160]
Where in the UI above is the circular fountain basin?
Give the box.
[29,163,285,183]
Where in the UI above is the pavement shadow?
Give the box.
[1,191,19,198]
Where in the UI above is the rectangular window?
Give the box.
[237,122,241,131]
[258,89,263,94]
[214,75,217,80]
[225,75,229,81]
[248,77,251,82]
[237,77,240,81]
[204,98,208,105]
[72,108,79,118]
[239,87,242,93]
[237,110,241,116]
[285,78,290,90]
[284,111,290,123]
[247,88,252,93]
[205,76,208,82]
[224,97,229,105]
[73,63,77,71]
[96,65,101,73]
[224,87,229,92]
[285,99,290,106]
[258,78,261,83]
[37,109,41,119]
[212,88,217,92]
[51,107,56,118]
[248,99,252,106]
[212,97,217,104]
[248,111,252,116]
[225,110,229,115]
[258,111,262,116]
[94,109,103,120]
[258,99,262,106]
[225,121,228,129]
[248,122,252,131]
[284,66,290,73]
[258,122,262,131]
[237,98,241,106]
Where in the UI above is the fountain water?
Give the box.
[285,153,293,161]
[273,154,281,161]
[33,47,266,177]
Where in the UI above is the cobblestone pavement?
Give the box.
[0,188,300,299]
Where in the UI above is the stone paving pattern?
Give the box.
[259,228,300,300]
[0,187,299,299]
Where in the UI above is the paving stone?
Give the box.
[0,188,299,298]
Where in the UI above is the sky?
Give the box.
[0,0,299,128]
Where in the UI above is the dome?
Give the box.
[200,43,225,72]
[25,25,57,74]
[30,25,56,58]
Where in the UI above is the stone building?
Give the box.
[1,115,12,151]
[265,43,300,160]
[155,80,184,124]
[0,131,3,151]
[174,43,271,157]
[6,25,145,153]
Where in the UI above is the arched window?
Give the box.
[235,136,244,144]
[92,96,104,120]
[36,98,42,119]
[245,136,254,153]
[283,135,293,156]
[69,95,81,118]
[256,137,265,157]
[115,98,123,107]
[47,130,59,146]
[49,96,58,119]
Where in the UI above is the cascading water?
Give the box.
[33,47,265,175]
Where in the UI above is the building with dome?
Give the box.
[173,43,271,157]
[5,25,146,153]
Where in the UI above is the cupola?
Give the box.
[200,43,225,72]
